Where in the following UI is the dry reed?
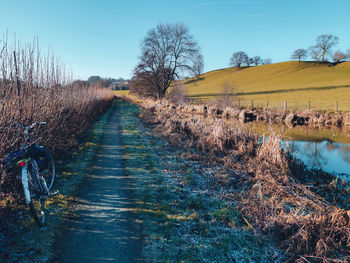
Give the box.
[130,97,350,262]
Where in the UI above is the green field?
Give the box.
[183,61,350,112]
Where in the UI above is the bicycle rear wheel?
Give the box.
[27,160,46,227]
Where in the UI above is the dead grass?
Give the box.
[134,98,350,262]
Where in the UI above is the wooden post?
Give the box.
[336,101,338,113]
[251,100,254,108]
[266,101,269,108]
[308,100,310,110]
[284,101,287,111]
[238,99,240,108]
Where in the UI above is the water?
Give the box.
[286,140,350,178]
[241,121,350,178]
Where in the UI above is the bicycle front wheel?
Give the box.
[27,160,46,227]
[38,147,56,191]
[29,198,46,227]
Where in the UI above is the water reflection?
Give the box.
[237,120,350,178]
[285,140,350,177]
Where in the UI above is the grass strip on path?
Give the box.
[118,101,283,262]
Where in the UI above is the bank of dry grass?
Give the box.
[130,97,350,262]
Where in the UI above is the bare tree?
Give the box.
[129,72,157,98]
[346,49,350,59]
[291,49,308,62]
[133,23,202,99]
[193,54,204,79]
[229,51,248,69]
[262,58,272,64]
[333,50,345,63]
[309,34,339,61]
[245,57,254,66]
[252,56,262,66]
[309,45,321,61]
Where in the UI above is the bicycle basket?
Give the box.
[2,149,26,170]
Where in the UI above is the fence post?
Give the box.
[308,100,310,110]
[284,101,287,111]
[238,99,240,108]
[266,101,269,108]
[336,101,338,113]
[251,100,254,108]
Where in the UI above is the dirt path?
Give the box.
[54,103,143,263]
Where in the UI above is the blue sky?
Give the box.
[1,0,349,80]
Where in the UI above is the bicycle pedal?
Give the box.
[48,190,59,197]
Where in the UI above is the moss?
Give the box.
[212,206,241,225]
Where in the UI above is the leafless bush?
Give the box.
[221,81,236,108]
[167,83,186,105]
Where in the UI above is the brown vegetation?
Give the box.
[121,96,350,262]
[0,37,114,200]
[153,98,350,130]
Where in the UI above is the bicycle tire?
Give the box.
[35,147,55,191]
[29,199,46,227]
[27,160,46,227]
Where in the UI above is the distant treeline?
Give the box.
[72,76,129,90]
[230,34,350,68]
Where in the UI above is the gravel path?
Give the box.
[54,103,143,263]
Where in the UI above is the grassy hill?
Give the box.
[183,61,350,111]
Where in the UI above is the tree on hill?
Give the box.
[346,49,350,59]
[291,49,308,62]
[245,57,254,66]
[133,23,202,99]
[309,34,339,61]
[309,45,321,61]
[333,50,345,63]
[194,54,204,78]
[262,58,272,64]
[229,51,248,68]
[252,56,262,66]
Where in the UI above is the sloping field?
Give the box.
[184,61,350,111]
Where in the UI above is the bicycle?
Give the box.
[2,122,58,227]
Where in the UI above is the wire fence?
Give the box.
[186,96,346,113]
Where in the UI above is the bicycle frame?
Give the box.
[17,158,31,204]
